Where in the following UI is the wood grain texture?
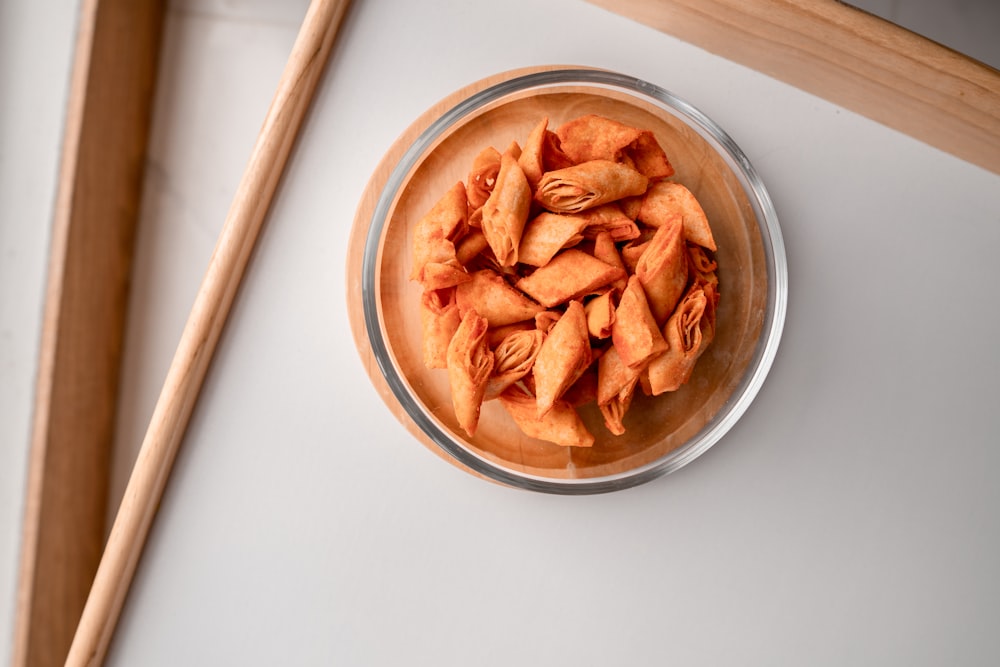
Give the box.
[584,0,1000,174]
[63,1,352,665]
[13,1,165,666]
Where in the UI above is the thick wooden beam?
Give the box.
[14,1,165,666]
[585,0,1000,174]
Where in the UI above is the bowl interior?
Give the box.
[371,74,770,486]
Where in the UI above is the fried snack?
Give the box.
[446,310,494,436]
[482,147,532,266]
[555,114,674,179]
[534,160,648,214]
[517,211,589,267]
[409,181,470,290]
[485,329,545,400]
[409,112,721,444]
[584,290,615,339]
[577,203,640,242]
[644,284,708,395]
[638,180,717,251]
[596,345,642,436]
[635,214,688,325]
[533,300,591,417]
[591,231,628,293]
[515,249,626,308]
[455,269,544,327]
[420,288,462,369]
[498,385,595,448]
[611,275,668,369]
[517,117,549,190]
[467,146,501,209]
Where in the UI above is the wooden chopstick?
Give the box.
[65,0,352,664]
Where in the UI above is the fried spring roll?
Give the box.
[611,275,668,369]
[534,160,649,214]
[584,290,615,339]
[455,269,544,328]
[644,284,708,395]
[515,249,626,308]
[577,203,640,242]
[591,231,628,293]
[482,148,532,266]
[517,211,589,267]
[467,146,501,209]
[638,181,717,251]
[420,288,462,369]
[410,181,470,290]
[555,114,674,179]
[446,310,495,436]
[498,386,595,448]
[532,300,591,417]
[596,344,641,436]
[635,214,689,325]
[517,117,549,190]
[484,329,545,400]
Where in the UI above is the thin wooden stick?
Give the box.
[65,0,351,664]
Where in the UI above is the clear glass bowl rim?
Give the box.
[361,67,788,494]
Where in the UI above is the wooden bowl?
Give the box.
[347,67,786,493]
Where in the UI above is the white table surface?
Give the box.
[3,0,1000,665]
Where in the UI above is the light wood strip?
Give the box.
[585,0,1000,174]
[13,2,165,667]
[63,1,352,665]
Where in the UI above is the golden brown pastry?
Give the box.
[638,180,717,251]
[446,310,494,436]
[419,288,462,369]
[484,328,545,400]
[611,275,668,369]
[635,214,689,325]
[644,283,708,394]
[498,385,595,448]
[515,248,626,308]
[455,269,545,327]
[482,147,532,266]
[532,300,591,417]
[534,160,648,214]
[409,181,470,290]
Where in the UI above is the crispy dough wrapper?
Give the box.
[532,300,591,417]
[534,160,649,214]
[482,149,532,266]
[498,386,595,448]
[455,269,544,327]
[467,146,501,209]
[585,290,615,339]
[515,249,626,308]
[635,214,689,325]
[517,117,548,190]
[612,275,668,369]
[484,329,545,400]
[410,181,470,290]
[455,228,490,267]
[687,243,719,288]
[517,211,589,267]
[555,114,674,179]
[638,180,717,251]
[577,203,640,242]
[420,288,462,369]
[486,320,535,348]
[596,344,641,436]
[644,284,708,395]
[591,231,628,293]
[446,310,494,436]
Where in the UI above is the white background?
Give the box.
[3,0,1000,665]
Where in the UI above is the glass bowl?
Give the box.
[348,66,787,494]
